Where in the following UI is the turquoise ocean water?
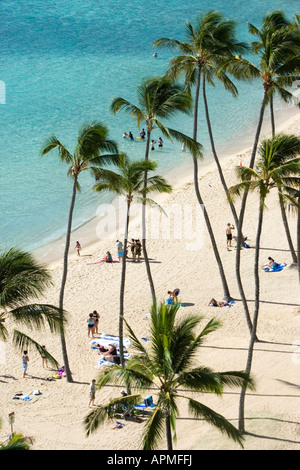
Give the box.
[0,0,298,252]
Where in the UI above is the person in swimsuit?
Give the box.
[158,137,163,148]
[89,379,96,407]
[41,345,48,369]
[105,251,113,263]
[134,239,142,261]
[208,298,229,307]
[101,344,118,363]
[22,350,29,378]
[168,288,180,302]
[92,311,100,334]
[75,241,81,256]
[226,223,235,248]
[130,239,136,260]
[87,313,95,338]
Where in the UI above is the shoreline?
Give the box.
[2,100,300,451]
[32,103,300,269]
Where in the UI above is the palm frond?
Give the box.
[188,398,244,447]
[11,329,60,369]
[40,135,73,164]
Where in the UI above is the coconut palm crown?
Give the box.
[84,302,254,450]
[0,248,66,368]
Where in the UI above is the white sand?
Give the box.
[1,109,300,451]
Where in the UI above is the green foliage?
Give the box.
[0,248,66,368]
[84,302,254,450]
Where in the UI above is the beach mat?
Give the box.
[91,333,131,350]
[12,390,51,404]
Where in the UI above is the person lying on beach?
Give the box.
[232,235,249,247]
[261,257,278,270]
[208,298,229,307]
[168,288,180,302]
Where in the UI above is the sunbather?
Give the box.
[262,257,278,270]
[168,288,180,302]
[208,298,229,307]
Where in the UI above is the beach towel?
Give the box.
[86,259,120,265]
[264,263,287,272]
[91,334,131,351]
[95,353,130,368]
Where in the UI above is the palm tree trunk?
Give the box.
[192,156,232,301]
[270,97,297,264]
[165,410,173,451]
[58,176,78,382]
[270,94,275,138]
[142,130,156,303]
[239,205,264,432]
[119,201,130,368]
[202,76,239,227]
[278,190,298,264]
[193,68,232,301]
[235,90,268,337]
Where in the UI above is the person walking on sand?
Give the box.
[22,350,29,378]
[87,313,95,338]
[75,241,81,256]
[89,379,96,407]
[130,239,136,260]
[226,223,234,249]
[115,239,123,261]
[41,345,48,369]
[134,239,142,261]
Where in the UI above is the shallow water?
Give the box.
[0,0,298,251]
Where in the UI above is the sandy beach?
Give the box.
[1,107,300,451]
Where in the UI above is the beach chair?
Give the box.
[115,405,134,419]
[134,396,156,414]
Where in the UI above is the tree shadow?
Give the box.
[0,374,17,383]
[201,340,295,354]
[260,247,293,253]
[234,297,300,308]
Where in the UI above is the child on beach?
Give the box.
[75,241,81,256]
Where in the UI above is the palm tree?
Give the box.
[154,10,247,227]
[228,134,300,432]
[40,122,119,381]
[93,155,172,366]
[0,248,66,369]
[154,12,247,301]
[251,10,300,266]
[111,76,201,303]
[225,10,300,267]
[84,301,254,450]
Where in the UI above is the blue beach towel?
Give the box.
[264,263,287,273]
